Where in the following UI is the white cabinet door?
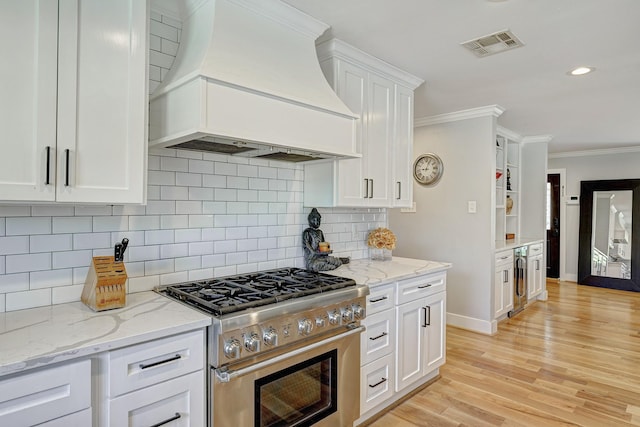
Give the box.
[335,60,367,206]
[528,253,544,299]
[423,291,446,372]
[494,262,514,317]
[108,371,204,427]
[56,0,147,204]
[395,297,423,391]
[365,73,393,206]
[392,84,414,208]
[360,354,394,415]
[361,309,395,365]
[0,0,58,201]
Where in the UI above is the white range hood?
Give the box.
[149,0,359,162]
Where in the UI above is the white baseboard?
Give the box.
[562,273,578,282]
[447,312,496,335]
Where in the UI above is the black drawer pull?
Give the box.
[139,354,181,370]
[150,412,181,427]
[45,146,51,185]
[417,283,433,289]
[368,377,387,388]
[64,149,70,186]
[369,296,388,303]
[369,332,388,341]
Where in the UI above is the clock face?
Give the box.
[413,154,443,185]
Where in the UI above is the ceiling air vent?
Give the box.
[461,29,524,57]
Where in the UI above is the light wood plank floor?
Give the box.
[368,280,640,426]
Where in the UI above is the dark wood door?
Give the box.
[547,173,560,278]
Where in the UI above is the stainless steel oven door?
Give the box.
[212,326,363,427]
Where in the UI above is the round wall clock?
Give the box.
[413,153,444,186]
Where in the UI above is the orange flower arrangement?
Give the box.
[367,227,397,250]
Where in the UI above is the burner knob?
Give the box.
[244,332,260,353]
[352,303,365,319]
[316,317,326,328]
[328,310,341,325]
[298,319,313,336]
[263,328,278,347]
[223,338,241,360]
[341,306,354,323]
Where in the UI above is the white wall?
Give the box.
[389,116,495,325]
[0,10,386,313]
[548,149,640,279]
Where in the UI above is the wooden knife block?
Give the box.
[81,256,127,311]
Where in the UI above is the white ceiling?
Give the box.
[283,0,640,154]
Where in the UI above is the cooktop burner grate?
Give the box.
[162,268,356,316]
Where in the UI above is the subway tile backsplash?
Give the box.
[0,10,387,312]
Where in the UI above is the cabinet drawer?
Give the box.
[361,354,394,415]
[39,408,92,427]
[366,282,395,315]
[108,329,204,397]
[361,309,395,365]
[396,272,446,305]
[0,359,90,426]
[109,370,204,427]
[529,243,543,255]
[495,250,513,267]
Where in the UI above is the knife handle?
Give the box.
[114,243,123,262]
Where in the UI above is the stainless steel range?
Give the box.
[158,267,368,427]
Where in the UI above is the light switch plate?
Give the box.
[468,201,477,213]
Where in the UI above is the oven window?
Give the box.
[255,349,337,427]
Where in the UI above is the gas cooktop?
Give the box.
[159,268,356,316]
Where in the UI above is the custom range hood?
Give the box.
[149,0,359,162]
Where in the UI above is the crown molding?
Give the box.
[549,145,640,159]
[414,105,505,128]
[522,134,553,144]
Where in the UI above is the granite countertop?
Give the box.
[0,292,211,377]
[495,237,544,252]
[329,256,452,287]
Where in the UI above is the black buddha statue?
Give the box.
[302,208,350,272]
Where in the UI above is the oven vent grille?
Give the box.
[460,29,524,57]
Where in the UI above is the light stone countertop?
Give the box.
[328,256,452,287]
[495,237,544,252]
[0,291,211,378]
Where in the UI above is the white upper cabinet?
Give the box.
[0,0,148,204]
[304,39,422,208]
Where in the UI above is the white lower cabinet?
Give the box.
[108,371,203,427]
[395,288,446,392]
[358,271,447,424]
[494,250,514,318]
[528,243,544,299]
[0,359,91,426]
[98,329,206,426]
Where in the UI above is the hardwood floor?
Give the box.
[368,281,640,426]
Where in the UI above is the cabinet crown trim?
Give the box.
[317,39,424,89]
[415,105,505,127]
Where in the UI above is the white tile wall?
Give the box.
[0,10,388,312]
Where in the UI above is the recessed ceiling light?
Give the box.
[569,66,595,76]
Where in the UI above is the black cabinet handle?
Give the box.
[422,306,431,327]
[64,149,70,187]
[417,283,432,289]
[45,146,51,185]
[369,296,388,303]
[139,354,181,370]
[364,179,369,199]
[369,332,388,341]
[150,412,181,427]
[368,377,387,388]
[370,179,374,198]
[397,181,401,200]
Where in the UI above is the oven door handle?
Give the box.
[215,325,365,383]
